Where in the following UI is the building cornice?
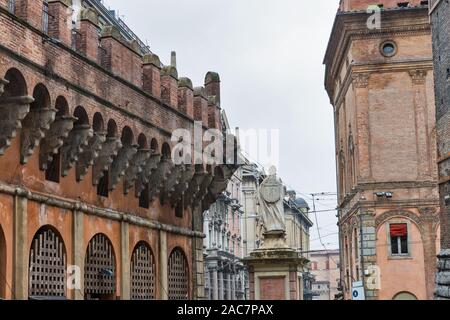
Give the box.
[324,7,430,103]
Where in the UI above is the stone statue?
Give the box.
[258,166,286,234]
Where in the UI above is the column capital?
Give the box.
[352,73,370,88]
[409,69,428,85]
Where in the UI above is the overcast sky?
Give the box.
[105,0,339,250]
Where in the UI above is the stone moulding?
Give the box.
[0,77,9,95]
[123,148,151,195]
[135,153,161,197]
[20,107,57,164]
[0,182,205,238]
[39,114,77,170]
[61,124,94,177]
[109,144,138,191]
[92,136,122,186]
[76,131,106,182]
[0,96,34,155]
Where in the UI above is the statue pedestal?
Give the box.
[244,232,308,300]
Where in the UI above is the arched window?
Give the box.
[130,242,156,300]
[29,226,67,299]
[0,225,6,299]
[84,234,116,300]
[393,292,418,300]
[168,248,189,300]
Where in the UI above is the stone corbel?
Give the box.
[61,124,94,176]
[0,96,34,155]
[20,107,57,164]
[109,144,138,191]
[92,137,122,186]
[160,164,184,204]
[76,131,106,182]
[135,153,162,197]
[39,115,77,170]
[194,174,214,206]
[183,171,206,209]
[123,148,151,195]
[170,164,195,206]
[148,159,173,202]
[0,78,9,95]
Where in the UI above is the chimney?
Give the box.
[171,51,177,69]
[194,87,209,128]
[15,0,45,31]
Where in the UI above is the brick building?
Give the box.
[429,0,450,300]
[310,250,340,300]
[324,0,441,300]
[0,0,238,300]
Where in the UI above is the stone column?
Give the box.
[120,221,130,300]
[410,70,431,179]
[72,209,84,300]
[218,271,224,300]
[352,73,372,181]
[360,211,378,300]
[159,230,168,300]
[212,267,219,300]
[13,192,28,300]
[231,273,236,300]
[226,273,232,300]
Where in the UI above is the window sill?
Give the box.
[388,255,412,260]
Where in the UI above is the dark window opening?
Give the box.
[139,183,150,209]
[175,198,184,218]
[97,170,109,197]
[45,151,60,183]
[390,223,408,255]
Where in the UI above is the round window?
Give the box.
[381,41,397,57]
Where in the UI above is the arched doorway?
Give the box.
[168,248,189,300]
[393,292,418,300]
[28,226,67,299]
[84,234,116,300]
[130,241,156,300]
[0,225,6,299]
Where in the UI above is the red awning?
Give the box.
[390,224,407,237]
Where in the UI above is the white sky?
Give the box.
[105,0,340,250]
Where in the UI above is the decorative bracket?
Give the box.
[39,115,77,170]
[160,164,184,204]
[148,159,173,202]
[0,96,34,155]
[109,144,138,191]
[61,124,94,177]
[184,171,207,209]
[20,107,57,164]
[76,131,106,182]
[170,164,195,206]
[92,137,122,186]
[123,148,151,195]
[0,78,9,95]
[135,153,162,197]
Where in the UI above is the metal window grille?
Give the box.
[42,2,49,34]
[29,228,67,298]
[84,234,116,296]
[168,249,189,300]
[7,0,15,13]
[131,242,156,300]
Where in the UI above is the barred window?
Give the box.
[131,242,156,300]
[168,248,189,300]
[29,227,67,299]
